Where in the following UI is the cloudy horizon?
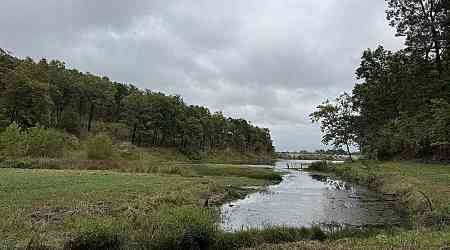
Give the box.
[0,0,404,151]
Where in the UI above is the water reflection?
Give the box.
[221,160,401,231]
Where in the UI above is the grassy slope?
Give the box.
[20,146,274,173]
[131,147,273,164]
[0,165,281,248]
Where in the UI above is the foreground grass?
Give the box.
[0,165,283,249]
[245,226,450,250]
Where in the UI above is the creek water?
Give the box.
[221,160,402,231]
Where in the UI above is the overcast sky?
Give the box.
[0,0,404,151]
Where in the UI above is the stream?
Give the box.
[221,160,402,231]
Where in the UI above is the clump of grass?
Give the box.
[132,206,328,250]
[146,165,187,176]
[64,218,124,250]
[135,206,219,250]
[24,237,54,250]
[213,226,327,249]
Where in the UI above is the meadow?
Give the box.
[1,134,449,250]
[0,162,290,249]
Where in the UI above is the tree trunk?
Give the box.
[87,103,95,132]
[432,29,443,78]
[131,123,137,145]
[346,143,354,162]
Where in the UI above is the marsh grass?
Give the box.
[0,158,283,185]
[133,207,219,250]
[63,218,124,250]
[213,226,328,250]
[22,210,330,250]
[0,167,277,249]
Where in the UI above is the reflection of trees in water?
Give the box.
[310,174,353,191]
[326,179,353,191]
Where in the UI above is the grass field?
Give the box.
[1,159,449,249]
[0,164,283,249]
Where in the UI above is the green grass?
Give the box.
[3,158,449,249]
[190,164,283,181]
[1,146,275,175]
[0,164,280,249]
[245,226,450,250]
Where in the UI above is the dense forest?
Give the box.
[312,0,450,160]
[0,48,274,159]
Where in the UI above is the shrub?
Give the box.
[213,226,323,249]
[0,122,28,159]
[308,161,333,172]
[92,122,130,142]
[136,207,218,250]
[116,142,141,160]
[59,110,81,135]
[86,133,114,160]
[179,148,204,161]
[27,126,66,158]
[64,134,81,151]
[0,159,33,169]
[310,225,327,241]
[64,220,124,250]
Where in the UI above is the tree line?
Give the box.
[312,0,450,160]
[0,49,274,158]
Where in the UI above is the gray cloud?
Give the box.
[0,0,403,151]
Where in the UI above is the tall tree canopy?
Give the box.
[386,0,450,77]
[313,0,450,160]
[310,93,358,161]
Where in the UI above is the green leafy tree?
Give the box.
[386,0,449,77]
[27,126,65,158]
[0,122,28,159]
[310,93,358,162]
